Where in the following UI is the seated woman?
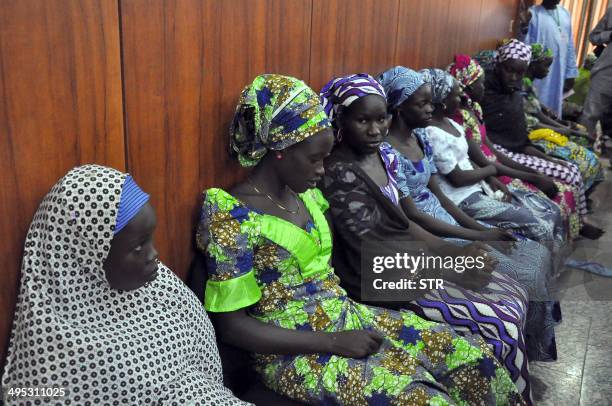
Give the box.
[1,165,247,405]
[320,72,553,404]
[564,53,598,122]
[448,54,579,240]
[479,42,597,147]
[523,43,604,192]
[416,67,559,247]
[479,39,603,239]
[198,74,524,405]
[527,44,596,147]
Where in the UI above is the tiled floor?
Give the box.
[530,159,612,405]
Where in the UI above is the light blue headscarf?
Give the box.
[377,66,426,108]
[419,68,455,104]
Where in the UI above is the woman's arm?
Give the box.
[212,309,383,358]
[427,126,496,186]
[485,137,537,173]
[475,138,558,196]
[428,175,488,231]
[467,139,495,168]
[445,164,497,187]
[534,112,574,133]
[522,144,568,167]
[468,138,539,181]
[526,144,570,167]
[399,194,483,240]
[534,114,594,140]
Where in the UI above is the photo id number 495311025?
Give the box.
[5,387,67,399]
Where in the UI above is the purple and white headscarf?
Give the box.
[496,39,532,64]
[320,73,386,124]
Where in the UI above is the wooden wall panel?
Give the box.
[397,0,516,70]
[120,0,313,280]
[477,0,520,49]
[0,0,124,370]
[309,0,400,91]
[396,0,452,69]
[448,0,486,57]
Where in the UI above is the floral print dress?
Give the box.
[198,188,524,405]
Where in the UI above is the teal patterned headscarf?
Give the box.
[419,68,455,104]
[474,49,497,70]
[230,74,330,167]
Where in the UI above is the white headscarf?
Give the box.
[1,164,248,405]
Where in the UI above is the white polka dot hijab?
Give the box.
[1,165,249,405]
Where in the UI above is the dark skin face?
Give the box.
[465,76,485,103]
[442,81,462,115]
[273,128,334,193]
[338,94,392,155]
[103,202,159,291]
[529,57,553,79]
[498,59,529,92]
[397,84,434,128]
[542,0,560,10]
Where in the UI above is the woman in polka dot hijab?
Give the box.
[1,164,248,405]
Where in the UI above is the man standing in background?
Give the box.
[581,6,612,137]
[526,0,579,117]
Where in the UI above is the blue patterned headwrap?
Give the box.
[114,175,150,235]
[419,68,455,104]
[377,66,426,108]
[320,73,386,125]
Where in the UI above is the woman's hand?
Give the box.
[327,330,384,358]
[444,242,496,289]
[542,105,558,119]
[533,174,559,199]
[452,267,494,290]
[445,241,497,272]
[481,228,517,242]
[487,177,512,203]
[479,228,518,255]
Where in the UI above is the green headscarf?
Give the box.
[230,74,330,167]
[530,43,554,62]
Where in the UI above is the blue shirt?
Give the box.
[525,5,579,116]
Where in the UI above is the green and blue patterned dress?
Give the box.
[197,187,524,405]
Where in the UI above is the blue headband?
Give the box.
[114,176,150,235]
